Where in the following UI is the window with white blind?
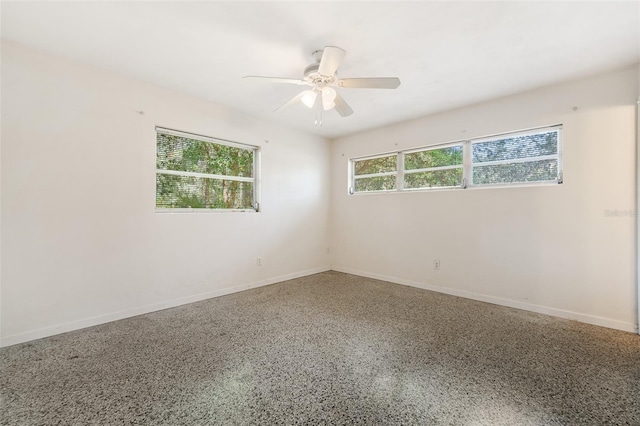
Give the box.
[156,127,259,211]
[349,125,562,194]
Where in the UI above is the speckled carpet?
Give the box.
[1,271,639,425]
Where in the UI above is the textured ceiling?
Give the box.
[2,1,639,138]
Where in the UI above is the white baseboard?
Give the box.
[332,266,639,334]
[0,266,330,347]
[3,265,636,347]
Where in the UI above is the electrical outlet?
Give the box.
[257,257,262,266]
[434,260,441,270]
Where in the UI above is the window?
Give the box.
[349,125,562,194]
[352,154,398,192]
[471,129,560,185]
[156,127,258,211]
[404,144,463,190]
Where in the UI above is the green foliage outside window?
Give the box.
[404,146,462,170]
[405,169,463,189]
[404,146,463,189]
[354,155,397,175]
[156,132,255,209]
[354,175,397,192]
[353,155,397,192]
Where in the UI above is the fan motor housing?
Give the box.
[303,63,320,77]
[304,63,336,85]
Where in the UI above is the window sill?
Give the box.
[350,180,562,195]
[155,208,258,213]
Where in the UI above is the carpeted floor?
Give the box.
[1,271,639,425]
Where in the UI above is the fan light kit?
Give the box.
[244,46,401,126]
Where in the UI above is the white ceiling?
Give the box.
[2,1,639,138]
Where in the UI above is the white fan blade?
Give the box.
[336,77,401,89]
[244,76,309,86]
[274,91,306,112]
[318,46,346,76]
[334,92,353,117]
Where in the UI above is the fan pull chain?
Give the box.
[315,99,323,126]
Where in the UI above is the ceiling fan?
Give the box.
[244,46,401,125]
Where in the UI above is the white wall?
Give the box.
[331,66,639,333]
[1,40,331,346]
[2,41,637,346]
[637,71,640,332]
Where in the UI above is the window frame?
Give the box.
[349,125,563,195]
[350,152,399,194]
[155,127,260,212]
[469,126,563,187]
[402,142,465,191]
